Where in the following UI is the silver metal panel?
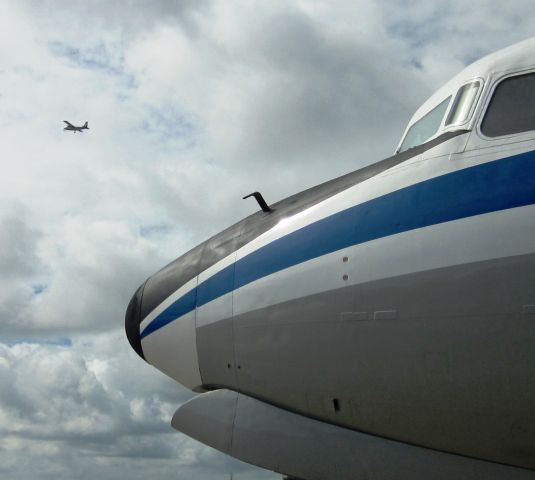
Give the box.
[141,310,202,390]
[340,311,368,322]
[197,253,535,469]
[171,389,236,454]
[172,389,535,480]
[373,310,398,320]
[197,317,238,388]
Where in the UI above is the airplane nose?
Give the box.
[127,267,203,390]
[125,282,146,360]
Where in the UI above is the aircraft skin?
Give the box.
[126,38,535,479]
[63,120,89,132]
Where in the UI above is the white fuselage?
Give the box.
[126,38,535,478]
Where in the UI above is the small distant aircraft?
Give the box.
[63,120,89,133]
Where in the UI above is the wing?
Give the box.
[63,120,74,127]
[172,389,531,479]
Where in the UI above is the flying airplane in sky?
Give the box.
[126,38,535,480]
[63,120,89,133]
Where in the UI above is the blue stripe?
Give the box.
[141,150,535,339]
[197,264,235,307]
[141,287,197,338]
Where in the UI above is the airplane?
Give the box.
[125,37,535,480]
[63,120,89,133]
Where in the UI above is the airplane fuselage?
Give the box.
[125,38,535,479]
[63,121,89,133]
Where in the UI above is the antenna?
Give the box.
[243,191,273,213]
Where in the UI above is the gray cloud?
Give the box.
[0,334,280,479]
[0,211,41,279]
[0,209,45,334]
[0,336,251,479]
[22,0,211,38]
[1,0,534,478]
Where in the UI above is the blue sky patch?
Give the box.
[32,283,48,295]
[139,224,173,238]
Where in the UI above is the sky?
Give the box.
[0,1,534,479]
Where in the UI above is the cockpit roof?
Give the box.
[398,37,535,152]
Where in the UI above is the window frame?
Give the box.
[477,68,535,141]
[444,78,484,128]
[397,95,453,153]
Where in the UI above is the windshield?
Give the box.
[398,96,451,153]
[481,72,535,137]
[445,81,481,126]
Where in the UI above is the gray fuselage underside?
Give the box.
[197,253,535,469]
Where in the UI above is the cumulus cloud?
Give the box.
[0,209,45,332]
[0,334,266,480]
[1,0,535,478]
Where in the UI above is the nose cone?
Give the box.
[125,282,146,360]
[137,271,203,391]
[125,253,204,391]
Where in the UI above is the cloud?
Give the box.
[0,209,44,333]
[0,333,278,479]
[1,0,534,478]
[123,1,418,177]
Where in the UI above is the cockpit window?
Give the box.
[445,81,481,126]
[398,96,451,153]
[481,72,535,137]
